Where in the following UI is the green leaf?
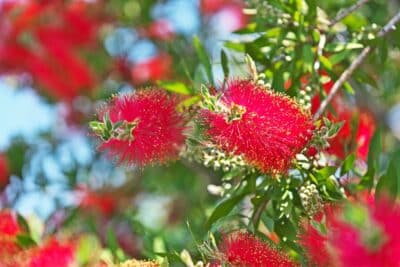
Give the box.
[106,228,126,262]
[220,49,229,79]
[76,234,101,265]
[272,65,285,92]
[376,152,400,198]
[177,96,201,111]
[264,27,281,38]
[17,213,30,234]
[360,128,382,190]
[305,0,316,21]
[330,50,354,65]
[327,121,344,138]
[314,166,337,182]
[325,43,364,52]
[193,36,214,84]
[342,203,369,228]
[341,154,355,176]
[224,41,245,52]
[302,44,314,73]
[206,193,246,228]
[158,81,192,95]
[103,112,112,132]
[343,82,355,95]
[319,55,333,71]
[5,140,27,177]
[16,234,37,248]
[274,218,297,242]
[377,39,388,65]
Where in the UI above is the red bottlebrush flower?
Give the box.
[0,210,22,266]
[29,239,75,267]
[200,0,247,32]
[331,197,400,267]
[355,110,376,160]
[139,19,175,41]
[115,58,132,81]
[299,223,331,266]
[200,0,243,14]
[0,0,100,101]
[77,185,116,217]
[300,196,400,267]
[216,231,296,267]
[98,89,185,166]
[130,54,172,85]
[310,73,376,160]
[0,154,10,190]
[215,4,248,32]
[201,80,314,174]
[0,210,20,236]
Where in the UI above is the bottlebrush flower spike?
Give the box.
[310,73,376,160]
[93,89,185,166]
[200,79,314,174]
[355,110,376,160]
[215,231,296,267]
[0,210,20,236]
[76,185,117,216]
[0,0,99,101]
[299,223,331,266]
[29,239,75,267]
[0,210,22,265]
[299,196,400,267]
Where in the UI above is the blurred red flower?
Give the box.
[200,0,242,14]
[0,210,20,236]
[300,196,400,267]
[98,89,185,166]
[139,19,175,41]
[0,210,22,265]
[214,231,296,267]
[130,53,173,85]
[77,185,117,217]
[201,79,314,174]
[0,154,10,190]
[355,110,376,160]
[0,0,100,101]
[311,75,376,160]
[29,239,75,267]
[200,0,247,32]
[299,222,331,266]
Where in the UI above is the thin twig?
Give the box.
[329,0,369,27]
[251,197,269,229]
[313,10,400,120]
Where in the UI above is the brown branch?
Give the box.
[329,0,369,27]
[313,10,400,120]
[251,197,269,229]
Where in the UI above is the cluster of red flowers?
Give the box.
[300,196,400,267]
[0,210,75,267]
[201,79,314,174]
[0,0,101,101]
[98,89,186,166]
[310,75,376,160]
[210,231,295,267]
